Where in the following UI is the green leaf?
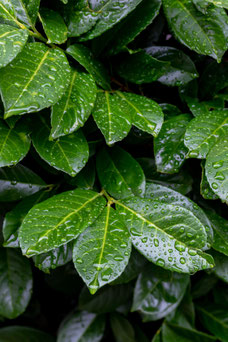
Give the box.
[132,265,189,321]
[57,310,105,342]
[159,103,182,119]
[32,116,89,176]
[116,197,214,273]
[39,8,67,44]
[0,326,54,342]
[0,164,46,202]
[205,210,228,256]
[184,97,224,118]
[51,68,97,139]
[66,158,96,190]
[145,183,213,246]
[154,114,191,174]
[184,109,228,159]
[0,24,28,68]
[116,91,164,137]
[205,139,228,203]
[163,0,228,62]
[106,0,161,55]
[0,42,71,118]
[197,304,228,342]
[194,0,228,10]
[0,0,32,28]
[110,313,136,342]
[162,323,217,342]
[92,92,132,145]
[152,330,162,342]
[33,242,73,273]
[65,0,99,37]
[3,190,53,248]
[19,189,106,256]
[116,50,169,84]
[66,44,110,90]
[200,161,219,200]
[0,248,32,319]
[145,46,198,86]
[79,0,143,41]
[210,249,228,283]
[0,119,30,167]
[22,0,40,26]
[96,147,145,199]
[73,205,131,294]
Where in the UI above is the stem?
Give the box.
[102,189,114,205]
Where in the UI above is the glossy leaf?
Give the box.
[0,164,46,202]
[145,183,213,246]
[92,92,132,145]
[3,190,53,248]
[66,44,110,89]
[162,323,217,342]
[106,0,161,55]
[154,114,191,174]
[51,68,97,139]
[66,159,95,190]
[205,139,228,203]
[79,0,143,41]
[0,326,54,342]
[19,189,106,256]
[96,147,145,199]
[116,91,164,137]
[145,46,198,86]
[0,119,30,167]
[205,210,228,256]
[0,248,32,319]
[184,109,228,159]
[210,249,228,283]
[110,313,136,342]
[32,116,89,176]
[163,0,228,62]
[39,8,67,44]
[0,0,33,28]
[117,50,169,84]
[197,305,228,342]
[0,24,28,68]
[116,197,214,273]
[33,242,73,273]
[57,310,105,342]
[73,205,131,294]
[200,161,219,200]
[0,42,71,118]
[194,0,228,10]
[22,0,40,26]
[132,265,189,321]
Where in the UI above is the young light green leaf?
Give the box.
[110,313,136,342]
[145,183,213,246]
[0,326,54,342]
[32,116,89,176]
[205,139,228,203]
[73,205,131,294]
[197,305,228,341]
[162,323,217,342]
[184,110,228,159]
[163,0,228,62]
[106,0,162,55]
[0,24,28,68]
[145,46,198,86]
[79,0,143,41]
[205,210,228,256]
[0,119,30,167]
[39,8,68,44]
[0,248,32,319]
[51,68,97,139]
[116,197,214,273]
[132,265,189,321]
[96,147,145,199]
[154,114,191,174]
[33,242,73,273]
[57,310,105,342]
[19,189,106,256]
[116,91,163,137]
[0,164,46,202]
[66,44,110,90]
[92,92,132,145]
[0,42,71,118]
[117,50,169,84]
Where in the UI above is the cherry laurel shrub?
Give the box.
[0,0,227,340]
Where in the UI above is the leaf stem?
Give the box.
[102,189,114,204]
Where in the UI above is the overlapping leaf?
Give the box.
[39,8,67,44]
[0,326,54,342]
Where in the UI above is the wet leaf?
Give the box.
[162,323,217,342]
[39,8,67,44]
[205,210,228,256]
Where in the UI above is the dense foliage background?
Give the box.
[0,0,228,340]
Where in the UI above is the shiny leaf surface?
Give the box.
[39,8,67,44]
